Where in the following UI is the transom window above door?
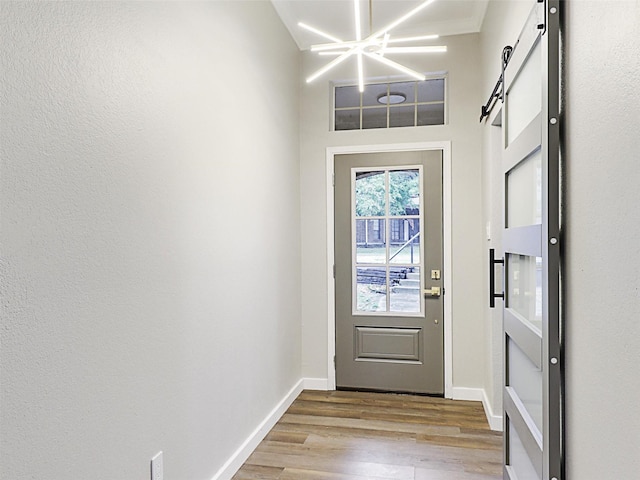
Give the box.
[335,77,446,131]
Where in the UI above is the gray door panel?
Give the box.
[334,150,444,394]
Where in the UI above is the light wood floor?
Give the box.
[232,390,502,480]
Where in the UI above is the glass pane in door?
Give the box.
[390,267,420,313]
[389,169,420,214]
[508,420,541,480]
[506,40,542,146]
[507,150,542,228]
[507,338,543,432]
[356,267,387,312]
[507,254,543,329]
[389,218,421,265]
[355,219,386,263]
[355,171,385,216]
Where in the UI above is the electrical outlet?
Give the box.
[151,451,163,480]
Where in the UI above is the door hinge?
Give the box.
[334,355,336,367]
[332,173,335,187]
[333,264,336,278]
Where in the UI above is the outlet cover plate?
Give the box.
[151,451,163,480]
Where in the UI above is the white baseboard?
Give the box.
[481,389,504,432]
[303,377,329,390]
[210,379,304,480]
[450,387,503,432]
[450,386,484,402]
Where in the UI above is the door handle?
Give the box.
[489,248,504,308]
[423,286,441,297]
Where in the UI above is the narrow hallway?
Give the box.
[233,390,501,479]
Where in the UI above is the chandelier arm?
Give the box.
[357,52,364,92]
[368,0,437,40]
[386,34,439,44]
[354,0,362,41]
[311,38,379,52]
[362,51,426,81]
[383,46,447,54]
[306,48,359,83]
[379,33,390,57]
[318,51,350,56]
[298,22,343,43]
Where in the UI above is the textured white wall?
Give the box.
[564,1,640,477]
[299,34,486,391]
[0,2,301,479]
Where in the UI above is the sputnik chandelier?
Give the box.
[300,0,446,92]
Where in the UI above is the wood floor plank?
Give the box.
[270,421,419,442]
[287,401,487,424]
[279,413,465,436]
[417,432,502,450]
[245,450,415,480]
[278,468,388,480]
[252,438,454,470]
[414,468,502,480]
[264,430,309,444]
[231,390,502,480]
[231,465,283,480]
[296,391,483,412]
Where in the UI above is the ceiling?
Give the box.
[270,0,490,51]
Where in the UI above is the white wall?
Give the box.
[299,34,487,392]
[564,1,640,477]
[0,2,301,479]
[480,0,640,476]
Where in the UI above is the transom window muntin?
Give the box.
[335,77,446,131]
[352,166,424,316]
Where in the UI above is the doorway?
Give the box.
[327,142,452,396]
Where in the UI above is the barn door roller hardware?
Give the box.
[479,46,513,122]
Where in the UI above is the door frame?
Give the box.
[326,141,453,396]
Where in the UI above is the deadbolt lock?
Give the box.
[423,286,441,297]
[431,269,441,280]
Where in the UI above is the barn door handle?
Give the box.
[489,248,504,308]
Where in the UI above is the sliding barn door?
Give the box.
[500,1,562,479]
